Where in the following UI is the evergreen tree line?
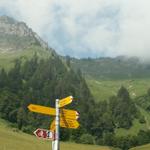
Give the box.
[0,54,95,138]
[101,130,150,150]
[0,54,149,150]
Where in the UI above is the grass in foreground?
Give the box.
[130,144,150,150]
[0,119,113,150]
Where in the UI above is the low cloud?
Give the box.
[0,0,150,60]
[116,0,150,61]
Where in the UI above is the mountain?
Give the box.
[71,56,150,80]
[0,15,48,51]
[1,15,150,80]
[0,16,56,70]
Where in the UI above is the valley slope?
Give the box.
[71,57,150,100]
[1,15,150,150]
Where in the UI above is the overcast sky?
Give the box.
[0,0,150,60]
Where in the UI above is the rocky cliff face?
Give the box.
[0,16,48,51]
[0,16,33,37]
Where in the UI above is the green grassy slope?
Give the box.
[0,119,115,150]
[0,45,53,70]
[71,57,150,102]
[86,78,150,101]
[138,107,150,130]
[86,77,150,138]
[130,144,150,150]
[115,119,146,137]
[115,107,150,137]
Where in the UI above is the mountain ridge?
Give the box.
[0,15,49,51]
[70,56,150,80]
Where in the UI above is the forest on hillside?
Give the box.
[1,55,150,150]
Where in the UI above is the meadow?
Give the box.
[0,45,51,70]
[86,78,150,138]
[130,144,150,150]
[0,119,115,150]
[1,117,150,150]
[87,78,150,101]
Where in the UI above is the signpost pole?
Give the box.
[27,96,80,150]
[54,99,60,150]
[52,140,55,150]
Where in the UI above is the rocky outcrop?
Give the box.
[0,16,33,37]
[0,16,48,49]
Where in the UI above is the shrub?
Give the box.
[79,133,95,144]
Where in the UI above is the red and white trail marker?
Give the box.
[34,128,54,140]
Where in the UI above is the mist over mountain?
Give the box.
[1,0,150,60]
[1,15,150,81]
[71,56,150,80]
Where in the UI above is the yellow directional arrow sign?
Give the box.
[50,118,79,130]
[50,117,80,130]
[59,96,73,108]
[28,104,55,116]
[60,117,80,129]
[60,109,79,120]
[28,104,79,120]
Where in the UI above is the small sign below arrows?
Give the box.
[34,128,54,140]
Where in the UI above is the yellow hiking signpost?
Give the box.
[60,118,80,129]
[28,104,79,120]
[28,104,56,115]
[60,109,79,120]
[50,117,79,131]
[58,96,73,108]
[27,95,80,150]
